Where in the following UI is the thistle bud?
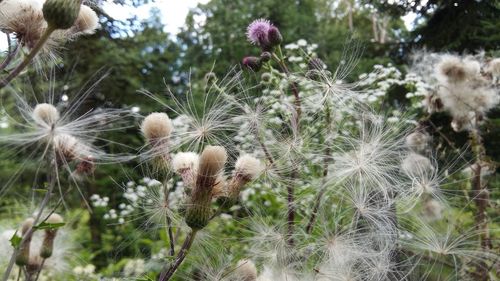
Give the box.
[267,26,282,47]
[308,58,326,71]
[40,213,63,258]
[185,146,227,229]
[260,52,272,63]
[42,0,81,30]
[234,259,258,281]
[16,218,35,266]
[242,56,262,72]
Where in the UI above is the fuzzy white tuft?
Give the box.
[141,112,173,142]
[71,5,99,35]
[235,154,263,180]
[401,152,434,177]
[45,213,64,224]
[32,103,60,126]
[235,259,258,281]
[405,131,430,153]
[172,152,199,173]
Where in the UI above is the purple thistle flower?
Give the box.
[246,18,273,47]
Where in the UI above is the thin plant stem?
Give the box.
[469,118,492,281]
[15,267,21,281]
[32,259,46,281]
[1,156,57,281]
[257,133,274,165]
[162,179,175,257]
[305,104,331,233]
[272,45,302,245]
[272,47,302,121]
[0,26,55,89]
[286,181,295,245]
[158,230,198,281]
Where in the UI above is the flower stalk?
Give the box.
[158,230,198,281]
[0,26,56,89]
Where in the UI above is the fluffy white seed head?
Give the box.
[235,259,258,281]
[235,154,263,180]
[423,199,443,220]
[436,55,468,83]
[46,213,64,224]
[141,112,173,142]
[0,0,46,48]
[71,5,98,35]
[405,131,430,153]
[172,152,199,173]
[198,145,227,178]
[485,58,500,78]
[54,134,80,162]
[33,103,60,126]
[401,153,434,177]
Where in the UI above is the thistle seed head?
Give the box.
[0,0,46,48]
[172,152,199,173]
[71,5,98,35]
[141,112,173,144]
[235,154,262,181]
[405,131,430,153]
[33,103,60,126]
[54,134,80,163]
[185,146,227,229]
[197,145,227,181]
[235,259,258,281]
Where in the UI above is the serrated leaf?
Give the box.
[34,222,65,230]
[9,231,21,248]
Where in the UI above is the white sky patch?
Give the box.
[101,0,209,35]
[403,12,417,30]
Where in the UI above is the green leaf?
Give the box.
[9,231,21,248]
[33,189,48,193]
[34,222,65,230]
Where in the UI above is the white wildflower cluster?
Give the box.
[357,63,431,110]
[284,39,318,69]
[93,177,164,224]
[90,194,109,207]
[73,264,99,280]
[123,259,146,277]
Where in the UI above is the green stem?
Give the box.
[0,26,55,89]
[158,230,198,281]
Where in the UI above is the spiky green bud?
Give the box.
[43,0,81,30]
